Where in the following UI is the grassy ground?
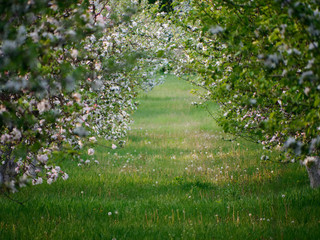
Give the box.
[1,76,320,240]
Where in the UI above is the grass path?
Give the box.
[1,76,320,239]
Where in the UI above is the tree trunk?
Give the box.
[303,156,320,188]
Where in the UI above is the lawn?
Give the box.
[1,76,320,240]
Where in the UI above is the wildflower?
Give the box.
[89,136,97,143]
[108,212,112,216]
[112,144,117,149]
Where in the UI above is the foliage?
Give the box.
[171,0,320,163]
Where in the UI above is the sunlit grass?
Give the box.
[1,75,320,239]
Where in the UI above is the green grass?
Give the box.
[1,75,320,239]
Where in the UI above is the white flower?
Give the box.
[1,134,11,143]
[94,160,99,164]
[210,25,224,34]
[112,144,117,149]
[78,140,83,148]
[32,177,43,185]
[37,154,48,163]
[0,105,7,114]
[37,100,51,114]
[62,173,69,180]
[85,160,90,164]
[72,92,81,102]
[108,212,112,216]
[47,178,53,184]
[89,136,97,143]
[71,49,79,59]
[11,128,21,140]
[88,148,94,155]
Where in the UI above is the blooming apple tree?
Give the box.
[0,0,170,193]
[170,0,320,187]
